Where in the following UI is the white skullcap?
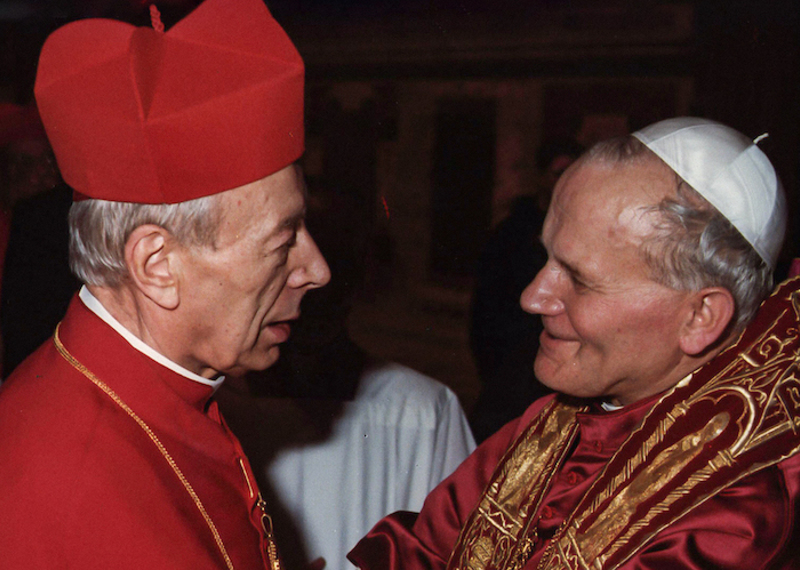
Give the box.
[632,117,786,269]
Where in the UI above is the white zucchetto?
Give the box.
[633,117,786,269]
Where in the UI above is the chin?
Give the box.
[247,346,282,371]
[534,361,586,398]
[222,347,281,377]
[533,357,559,390]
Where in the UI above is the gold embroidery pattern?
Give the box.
[53,325,238,570]
[448,279,800,570]
[543,286,800,569]
[447,401,585,570]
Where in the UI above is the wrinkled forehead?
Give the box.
[551,156,675,220]
[216,164,306,232]
[540,159,685,286]
[542,160,681,263]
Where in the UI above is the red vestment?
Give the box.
[349,278,800,569]
[350,396,800,569]
[0,295,277,569]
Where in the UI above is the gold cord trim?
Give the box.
[239,457,256,499]
[53,324,236,570]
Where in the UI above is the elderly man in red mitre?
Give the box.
[349,117,800,570]
[0,0,330,568]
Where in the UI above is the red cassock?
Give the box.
[0,295,277,569]
[349,394,800,569]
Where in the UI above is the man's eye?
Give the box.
[275,233,297,256]
[570,275,590,292]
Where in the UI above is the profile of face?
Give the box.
[176,164,330,378]
[520,158,700,406]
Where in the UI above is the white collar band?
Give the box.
[79,286,224,390]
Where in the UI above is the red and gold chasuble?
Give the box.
[448,277,800,570]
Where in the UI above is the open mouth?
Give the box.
[264,320,294,342]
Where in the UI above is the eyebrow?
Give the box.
[270,209,304,241]
[560,259,591,285]
[539,235,592,286]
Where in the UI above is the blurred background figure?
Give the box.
[0,103,71,377]
[0,103,56,207]
[0,181,75,378]
[217,180,476,570]
[468,138,582,443]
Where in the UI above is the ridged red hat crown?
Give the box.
[35,0,305,204]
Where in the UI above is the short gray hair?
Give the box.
[69,194,223,287]
[584,136,773,333]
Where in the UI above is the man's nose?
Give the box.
[289,230,331,290]
[520,262,564,315]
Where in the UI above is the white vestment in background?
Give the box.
[265,362,476,570]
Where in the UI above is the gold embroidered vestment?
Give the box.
[448,277,800,570]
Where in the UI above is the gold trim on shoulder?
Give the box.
[447,400,586,570]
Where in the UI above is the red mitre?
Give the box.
[34,0,305,204]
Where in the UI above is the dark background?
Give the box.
[1,0,798,409]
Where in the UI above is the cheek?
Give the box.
[255,269,289,307]
[565,301,648,363]
[602,300,682,355]
[566,297,621,340]
[628,293,682,329]
[243,269,294,331]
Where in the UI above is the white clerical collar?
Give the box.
[600,400,624,412]
[79,286,224,390]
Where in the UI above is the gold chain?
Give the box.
[53,324,236,570]
[259,506,284,570]
[238,459,284,570]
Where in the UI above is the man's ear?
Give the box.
[679,287,736,356]
[124,224,180,310]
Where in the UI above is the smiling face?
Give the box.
[520,157,699,405]
[175,164,330,378]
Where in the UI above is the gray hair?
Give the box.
[69,194,223,287]
[584,136,773,334]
